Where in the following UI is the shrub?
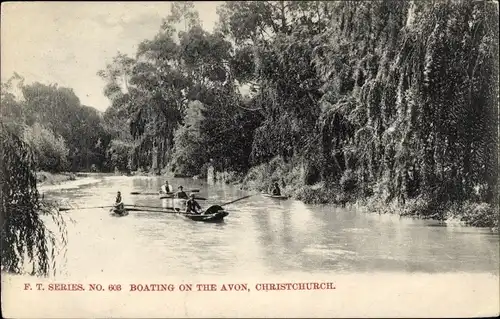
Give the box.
[294,183,351,205]
[445,201,498,228]
[23,123,69,172]
[340,169,357,193]
[400,195,443,219]
[106,139,134,172]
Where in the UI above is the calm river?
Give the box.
[42,174,499,278]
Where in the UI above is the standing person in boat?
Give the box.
[160,180,173,194]
[173,186,188,211]
[271,182,281,196]
[185,193,202,214]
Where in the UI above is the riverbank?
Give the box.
[220,158,499,231]
[37,171,103,192]
[36,171,77,186]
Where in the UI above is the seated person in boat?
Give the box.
[186,193,202,214]
[175,186,188,199]
[271,182,281,196]
[160,180,173,194]
[114,191,124,210]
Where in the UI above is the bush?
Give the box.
[294,183,350,205]
[23,123,69,172]
[445,201,498,228]
[399,195,444,219]
[106,139,134,172]
[170,101,207,176]
[340,169,357,193]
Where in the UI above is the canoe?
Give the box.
[179,211,228,223]
[110,208,129,217]
[118,205,228,222]
[158,205,228,223]
[262,194,289,200]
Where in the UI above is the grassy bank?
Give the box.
[227,157,499,231]
[36,171,77,186]
[353,195,498,229]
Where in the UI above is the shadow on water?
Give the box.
[44,175,499,277]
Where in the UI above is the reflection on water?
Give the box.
[42,175,499,278]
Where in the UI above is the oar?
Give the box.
[131,189,200,195]
[126,207,180,213]
[204,194,256,214]
[159,195,207,200]
[124,194,255,214]
[220,194,255,206]
[125,204,178,210]
[130,192,159,195]
[59,205,115,211]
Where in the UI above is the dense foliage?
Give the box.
[313,1,499,213]
[0,122,67,276]
[1,74,114,172]
[99,1,497,225]
[98,2,262,174]
[23,123,69,172]
[2,1,495,229]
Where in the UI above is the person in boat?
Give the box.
[185,193,202,214]
[271,182,281,196]
[160,180,173,194]
[175,186,188,199]
[114,191,124,212]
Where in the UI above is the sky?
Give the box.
[1,2,221,112]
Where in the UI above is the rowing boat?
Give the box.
[110,207,129,217]
[169,205,228,223]
[180,211,228,223]
[125,205,229,222]
[262,193,289,200]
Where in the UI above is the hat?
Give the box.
[178,186,183,189]
[190,193,196,198]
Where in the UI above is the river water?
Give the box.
[40,174,498,278]
[3,174,499,318]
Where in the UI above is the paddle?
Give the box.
[125,204,179,210]
[131,189,200,195]
[204,194,256,214]
[159,195,207,200]
[126,207,180,213]
[101,194,255,215]
[220,194,255,206]
[59,205,115,211]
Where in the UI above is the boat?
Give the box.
[262,193,289,200]
[110,207,129,217]
[164,204,228,223]
[179,211,228,223]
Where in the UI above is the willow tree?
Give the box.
[313,0,499,208]
[1,122,67,276]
